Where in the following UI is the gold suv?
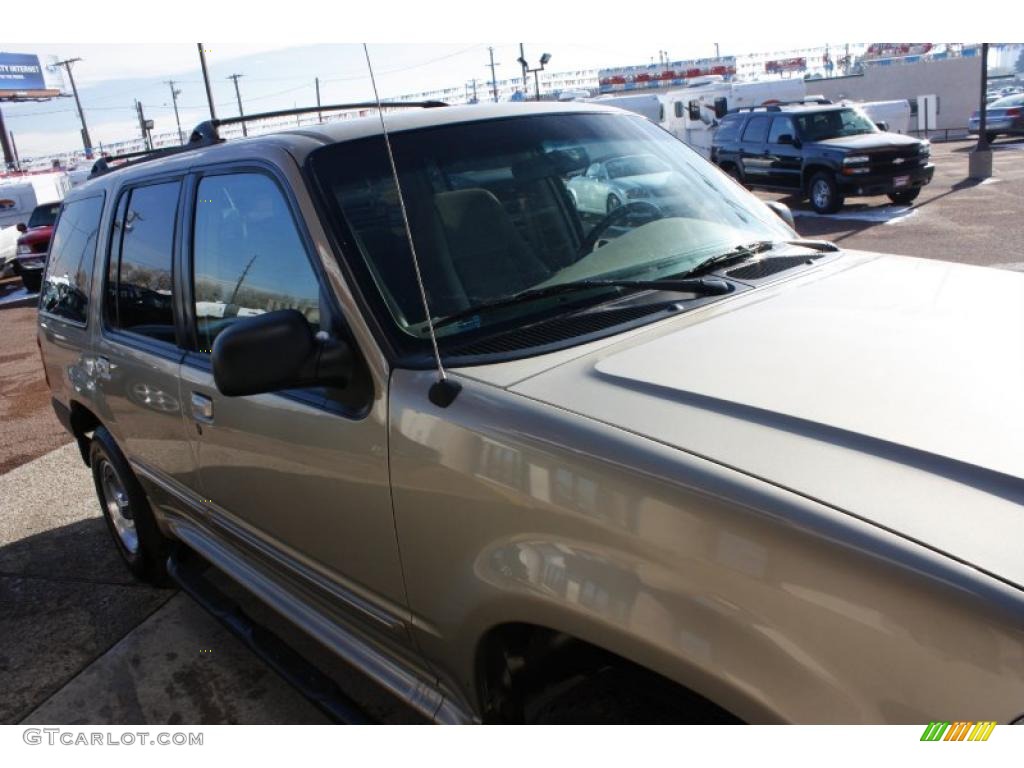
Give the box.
[37,101,1024,724]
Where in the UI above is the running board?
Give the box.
[167,545,372,724]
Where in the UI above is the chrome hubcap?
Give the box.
[100,460,138,555]
[812,181,831,209]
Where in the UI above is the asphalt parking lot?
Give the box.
[0,137,1021,725]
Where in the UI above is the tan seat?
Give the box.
[432,189,550,303]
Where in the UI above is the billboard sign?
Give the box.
[0,52,48,93]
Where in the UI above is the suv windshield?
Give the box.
[310,112,790,343]
[28,202,61,229]
[796,108,878,141]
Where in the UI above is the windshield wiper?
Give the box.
[432,276,732,331]
[676,240,774,278]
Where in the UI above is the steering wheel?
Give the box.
[576,201,661,258]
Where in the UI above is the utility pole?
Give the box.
[10,130,20,171]
[135,100,153,151]
[488,47,500,102]
[0,107,15,170]
[197,43,217,121]
[315,77,322,122]
[472,78,478,103]
[55,57,93,158]
[227,74,247,136]
[165,80,184,145]
[519,43,528,99]
[715,43,720,59]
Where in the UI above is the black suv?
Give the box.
[710,102,934,214]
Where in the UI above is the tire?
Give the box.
[606,194,621,214]
[20,271,42,294]
[722,163,743,183]
[527,666,740,724]
[887,188,921,205]
[985,132,998,145]
[89,426,172,585]
[808,171,844,214]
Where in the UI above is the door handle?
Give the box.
[191,392,214,423]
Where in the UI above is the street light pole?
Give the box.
[197,43,217,121]
[165,80,183,145]
[55,57,93,158]
[969,43,993,180]
[227,74,247,137]
[315,77,322,122]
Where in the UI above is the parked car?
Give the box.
[711,102,934,214]
[12,201,61,293]
[969,93,1024,143]
[566,153,684,215]
[38,101,1024,725]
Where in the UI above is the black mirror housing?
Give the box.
[875,121,889,132]
[212,309,352,397]
[16,222,27,233]
[776,133,794,145]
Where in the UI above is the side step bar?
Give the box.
[167,545,373,724]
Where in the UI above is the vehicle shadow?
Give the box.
[0,517,173,724]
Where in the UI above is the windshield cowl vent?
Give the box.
[727,255,821,281]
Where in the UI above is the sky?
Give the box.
[0,41,828,158]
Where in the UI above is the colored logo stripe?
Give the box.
[920,721,996,741]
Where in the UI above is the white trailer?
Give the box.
[853,100,912,134]
[660,78,807,158]
[0,171,71,229]
[587,93,664,124]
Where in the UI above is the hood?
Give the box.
[17,225,53,246]
[504,253,1024,588]
[812,132,922,151]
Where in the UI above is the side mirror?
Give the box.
[765,200,796,230]
[775,133,794,145]
[16,222,27,233]
[212,309,353,397]
[874,121,889,132]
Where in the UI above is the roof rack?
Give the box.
[732,98,834,114]
[89,100,447,179]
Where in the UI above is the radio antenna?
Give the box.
[363,43,460,407]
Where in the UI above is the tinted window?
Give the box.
[192,173,320,351]
[108,182,180,343]
[741,116,771,143]
[29,202,61,228]
[40,195,103,323]
[768,117,796,144]
[715,115,743,142]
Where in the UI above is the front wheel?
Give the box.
[90,426,172,585]
[887,188,921,205]
[808,171,844,214]
[985,132,998,145]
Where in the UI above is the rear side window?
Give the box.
[768,117,796,144]
[191,173,321,352]
[741,116,771,143]
[40,195,104,324]
[106,181,181,344]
